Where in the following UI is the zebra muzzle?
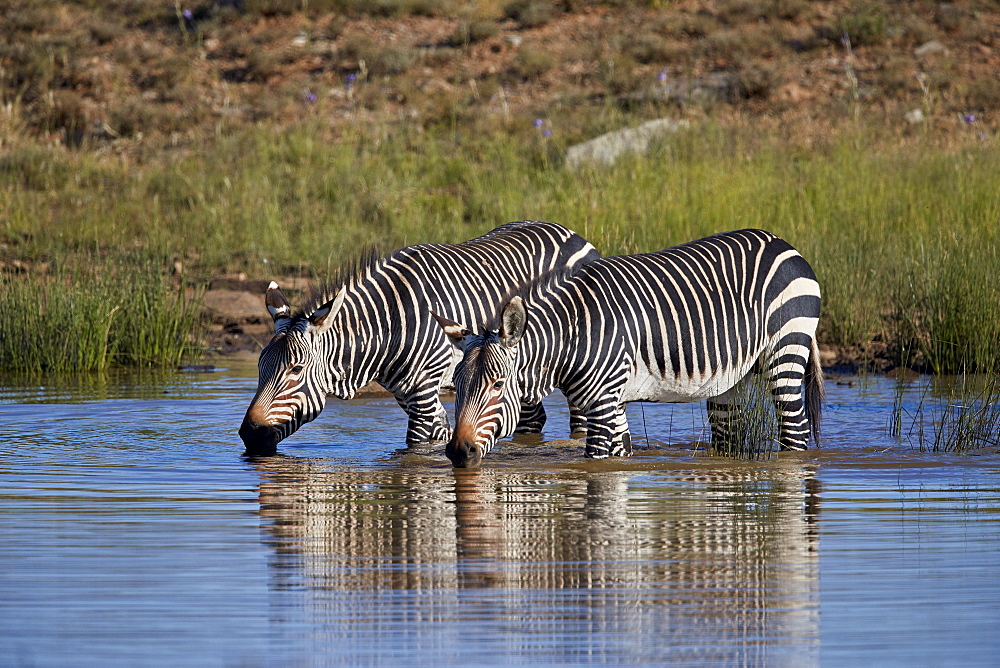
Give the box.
[238,419,281,457]
[446,437,483,468]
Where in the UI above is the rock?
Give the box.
[915,40,948,58]
[775,81,813,104]
[904,108,925,124]
[627,72,741,106]
[565,118,691,168]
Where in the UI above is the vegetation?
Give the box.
[890,373,1000,453]
[0,257,202,373]
[705,374,780,460]
[4,120,997,373]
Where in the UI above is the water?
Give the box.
[1,364,999,665]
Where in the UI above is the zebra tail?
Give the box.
[805,338,825,446]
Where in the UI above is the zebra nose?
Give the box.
[239,419,279,457]
[446,438,482,468]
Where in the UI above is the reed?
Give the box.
[707,374,780,461]
[893,373,1000,453]
[0,256,202,373]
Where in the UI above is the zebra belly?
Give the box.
[619,363,750,403]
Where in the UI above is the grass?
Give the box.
[707,374,780,461]
[890,373,1000,453]
[0,256,203,373]
[2,116,998,373]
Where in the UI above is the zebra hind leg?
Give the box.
[706,399,749,456]
[568,401,587,438]
[765,350,811,452]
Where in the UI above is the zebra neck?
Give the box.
[520,311,578,402]
[323,293,391,395]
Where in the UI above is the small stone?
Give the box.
[904,108,925,124]
[914,40,948,58]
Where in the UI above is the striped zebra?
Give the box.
[437,229,824,467]
[239,221,599,456]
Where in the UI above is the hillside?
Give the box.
[2,0,996,156]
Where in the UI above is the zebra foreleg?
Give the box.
[396,386,452,446]
[582,401,632,459]
[514,401,546,434]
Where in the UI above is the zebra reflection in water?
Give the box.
[254,458,820,663]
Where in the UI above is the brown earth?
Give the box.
[3,2,996,154]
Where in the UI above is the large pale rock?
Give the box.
[566,118,691,168]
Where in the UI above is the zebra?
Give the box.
[239,221,599,456]
[436,229,824,468]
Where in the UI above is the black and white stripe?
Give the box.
[239,221,599,456]
[440,229,824,467]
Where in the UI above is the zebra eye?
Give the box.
[493,380,505,390]
[290,364,304,374]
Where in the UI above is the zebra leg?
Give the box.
[706,394,744,452]
[568,401,587,438]
[583,400,632,459]
[514,401,546,434]
[764,350,811,451]
[610,403,632,457]
[396,384,452,446]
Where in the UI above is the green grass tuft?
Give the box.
[0,257,203,373]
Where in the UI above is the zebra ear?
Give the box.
[265,281,292,331]
[430,310,471,344]
[307,285,346,336]
[500,296,527,348]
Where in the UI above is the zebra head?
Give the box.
[239,282,346,456]
[435,297,527,468]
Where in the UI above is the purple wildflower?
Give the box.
[964,113,977,124]
[541,128,552,138]
[304,90,317,103]
[182,9,193,20]
[346,73,357,88]
[657,69,668,82]
[534,118,544,129]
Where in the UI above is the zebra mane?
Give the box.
[484,267,576,331]
[295,245,383,318]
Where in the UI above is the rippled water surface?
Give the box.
[1,364,999,665]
